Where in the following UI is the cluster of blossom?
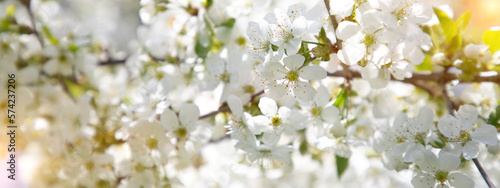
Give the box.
[1,0,500,187]
[374,105,498,187]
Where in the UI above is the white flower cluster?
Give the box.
[1,0,500,187]
[374,105,498,187]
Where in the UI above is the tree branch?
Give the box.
[473,158,497,188]
[199,90,265,120]
[21,0,44,47]
[327,70,500,85]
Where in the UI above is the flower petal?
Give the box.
[457,105,478,131]
[462,141,479,160]
[336,21,361,40]
[413,106,434,133]
[438,115,460,139]
[300,65,327,80]
[160,108,179,131]
[314,85,331,107]
[227,95,243,118]
[251,115,270,134]
[283,55,305,71]
[321,106,340,124]
[414,149,438,173]
[179,103,200,127]
[293,81,316,102]
[437,152,460,172]
[448,173,474,188]
[471,124,499,146]
[411,173,436,188]
[291,16,307,37]
[258,97,278,116]
[285,38,302,55]
[205,52,224,75]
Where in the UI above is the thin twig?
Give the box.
[327,70,500,85]
[473,158,497,188]
[199,90,265,120]
[21,0,44,47]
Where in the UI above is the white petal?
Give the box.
[278,107,292,121]
[414,149,438,173]
[265,83,287,101]
[438,115,460,139]
[360,63,379,79]
[404,42,425,65]
[179,103,200,127]
[336,21,361,40]
[251,115,270,134]
[403,144,425,162]
[415,106,434,133]
[448,173,474,188]
[436,183,450,188]
[411,173,436,188]
[313,85,331,107]
[160,108,179,131]
[369,44,391,66]
[321,106,340,124]
[205,53,225,75]
[329,0,355,17]
[316,136,335,150]
[283,55,305,71]
[293,81,316,102]
[368,68,390,89]
[300,65,327,80]
[437,152,460,172]
[274,8,292,29]
[266,62,287,79]
[285,38,302,55]
[258,97,278,116]
[457,105,478,131]
[262,130,281,145]
[227,95,243,118]
[462,141,479,160]
[287,3,305,21]
[472,124,499,146]
[291,16,307,37]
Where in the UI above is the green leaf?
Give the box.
[220,18,236,28]
[487,105,500,128]
[203,0,213,9]
[195,39,209,59]
[62,79,95,99]
[415,55,433,71]
[482,29,500,53]
[456,11,471,33]
[336,155,349,178]
[433,8,457,43]
[42,26,59,45]
[448,34,462,54]
[333,85,346,109]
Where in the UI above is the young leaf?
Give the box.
[336,155,349,178]
[433,8,457,43]
[487,105,500,128]
[482,29,500,53]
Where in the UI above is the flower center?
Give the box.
[271,116,282,127]
[286,70,299,82]
[310,107,322,117]
[459,130,472,143]
[435,170,449,183]
[414,132,427,145]
[396,136,407,143]
[363,34,375,47]
[176,127,188,138]
[147,137,158,149]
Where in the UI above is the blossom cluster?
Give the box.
[0,0,499,187]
